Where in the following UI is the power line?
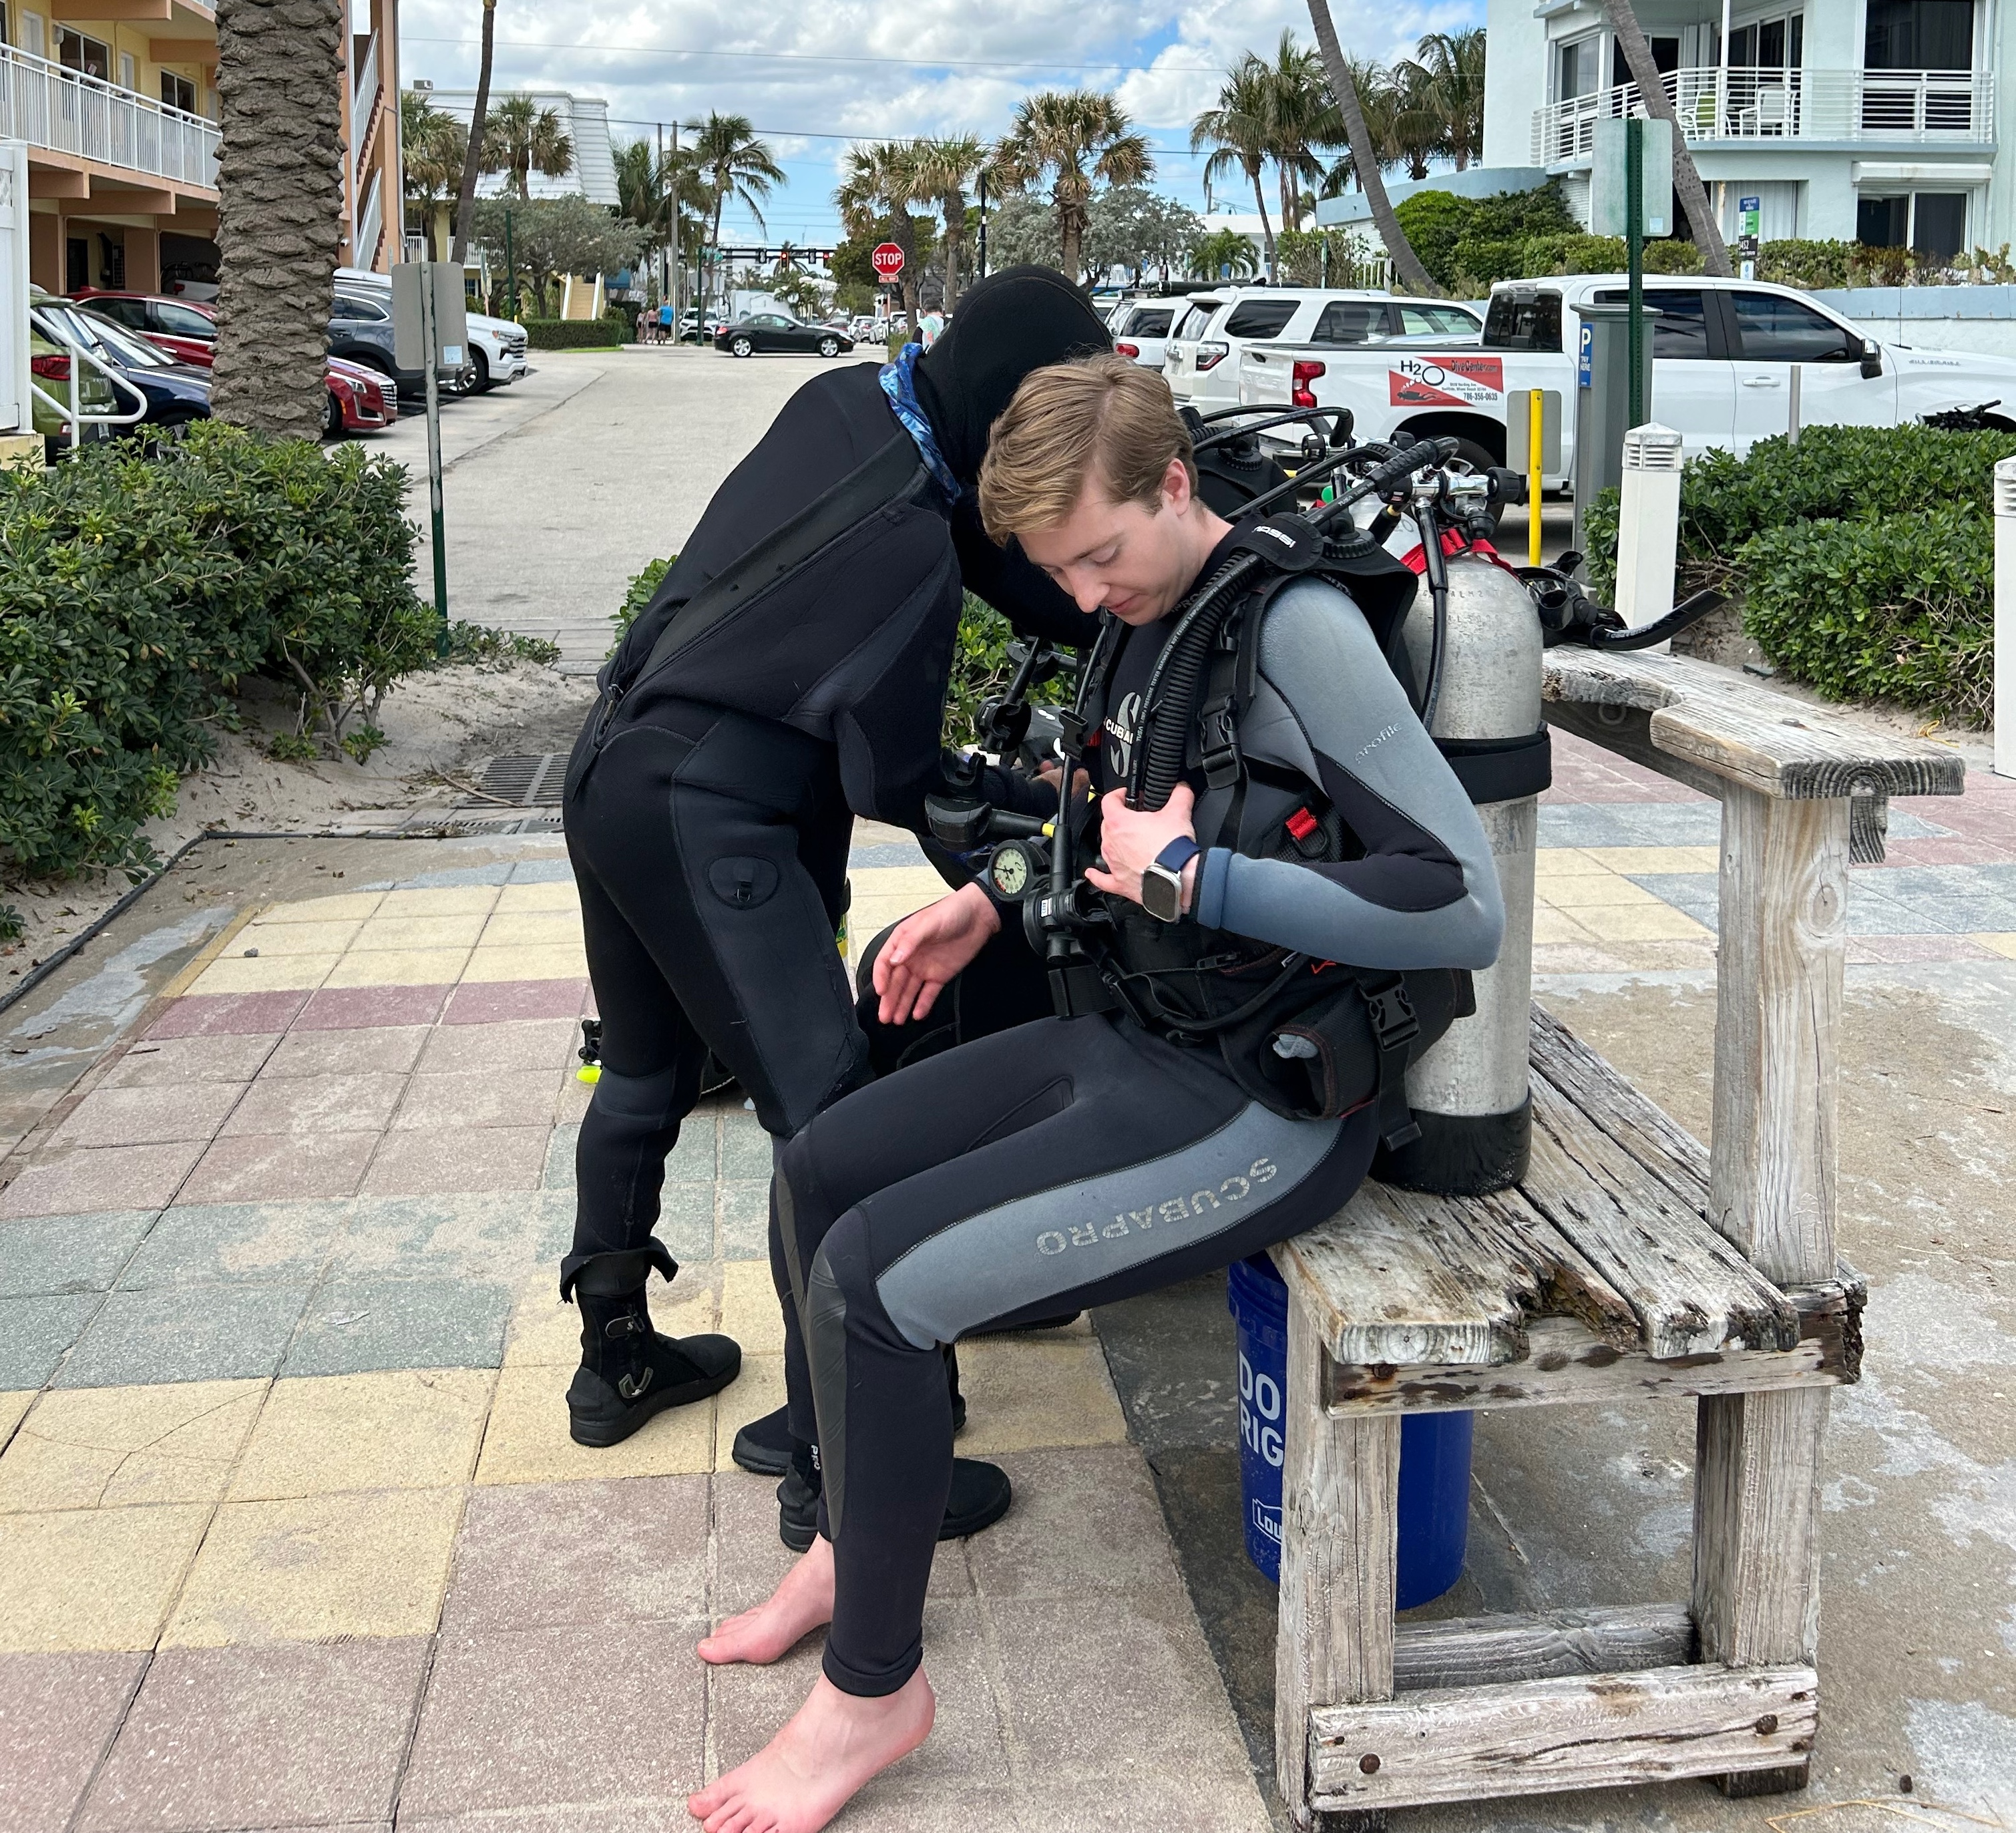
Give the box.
[403,33,1219,75]
[592,114,1219,157]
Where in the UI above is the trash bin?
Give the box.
[1229,1253,1472,1606]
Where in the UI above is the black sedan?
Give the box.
[714,313,853,358]
[30,297,211,431]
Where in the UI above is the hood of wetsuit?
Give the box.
[912,266,1111,486]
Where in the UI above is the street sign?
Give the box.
[1578,320,1593,389]
[1590,116,1673,237]
[1739,194,1762,238]
[871,242,904,280]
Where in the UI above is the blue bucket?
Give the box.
[1228,1253,1472,1607]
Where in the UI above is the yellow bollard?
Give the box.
[1528,388,1545,568]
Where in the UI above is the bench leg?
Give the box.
[1691,1386,1828,1796]
[1277,1287,1400,1831]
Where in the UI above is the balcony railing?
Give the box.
[0,42,220,192]
[1533,65,1993,164]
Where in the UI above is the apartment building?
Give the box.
[1482,0,2006,256]
[417,86,620,207]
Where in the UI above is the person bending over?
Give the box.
[686,354,1506,1832]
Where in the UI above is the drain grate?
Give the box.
[474,753,570,806]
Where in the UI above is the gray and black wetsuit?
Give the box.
[777,554,1505,1699]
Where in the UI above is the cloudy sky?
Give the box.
[392,0,1482,248]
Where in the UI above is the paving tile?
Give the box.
[254,891,385,923]
[104,1034,278,1088]
[176,1131,377,1205]
[293,984,451,1030]
[78,1639,427,1833]
[474,1363,711,1484]
[391,866,514,891]
[164,1486,463,1646]
[475,910,582,948]
[459,944,590,984]
[443,1474,710,1633]
[360,1127,548,1197]
[719,1258,787,1357]
[1529,905,1599,946]
[1856,934,1997,964]
[230,1368,493,1500]
[260,1024,429,1077]
[188,953,338,997]
[1530,942,1635,976]
[0,1504,210,1651]
[0,1380,266,1513]
[501,1268,715,1368]
[494,879,580,911]
[284,1277,516,1376]
[1533,871,1658,908]
[323,948,473,990]
[715,1355,785,1471]
[507,857,576,885]
[331,1193,555,1277]
[417,1018,577,1075]
[56,1284,310,1390]
[1843,891,1951,936]
[1012,1771,1274,1832]
[1571,901,1713,943]
[0,1294,99,1386]
[399,1621,707,1816]
[966,1446,1183,1601]
[144,991,309,1040]
[1623,872,1722,927]
[719,1114,775,1179]
[234,917,365,957]
[1579,844,1721,874]
[219,1071,407,1137]
[0,1210,154,1297]
[0,1143,204,1220]
[0,1649,146,1833]
[119,1201,339,1287]
[392,1069,567,1132]
[349,913,489,952]
[1530,846,1607,877]
[552,1074,591,1124]
[955,1337,1130,1456]
[540,1121,577,1189]
[378,885,501,918]
[719,1179,771,1259]
[441,978,589,1024]
[1537,802,1720,847]
[1975,932,2016,960]
[0,1388,31,1440]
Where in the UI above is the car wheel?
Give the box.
[469,348,491,393]
[730,335,754,358]
[325,389,343,437]
[818,336,841,357]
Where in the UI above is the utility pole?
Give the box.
[976,170,988,280]
[656,121,666,313]
[669,120,680,326]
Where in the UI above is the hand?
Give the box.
[1084,783,1200,913]
[1034,760,1090,799]
[871,882,1001,1025]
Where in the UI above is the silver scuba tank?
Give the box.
[1382,546,1543,1196]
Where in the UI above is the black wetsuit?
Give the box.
[774,554,1507,1699]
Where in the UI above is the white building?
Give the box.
[419,85,620,206]
[1480,0,2002,256]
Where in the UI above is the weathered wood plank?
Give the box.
[1277,1287,1399,1830]
[1308,1663,1818,1809]
[1274,1179,1639,1372]
[1324,1305,1854,1417]
[1543,700,1730,801]
[1529,1004,1709,1208]
[1392,1605,1693,1693]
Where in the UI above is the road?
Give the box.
[376,345,850,673]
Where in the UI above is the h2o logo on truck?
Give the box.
[1389,354,1505,409]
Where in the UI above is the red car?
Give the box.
[69,290,395,435]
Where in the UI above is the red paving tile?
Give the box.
[0,1141,205,1218]
[359,1126,549,1197]
[0,1650,146,1833]
[441,979,590,1025]
[51,1082,244,1149]
[1874,837,2016,868]
[176,1131,379,1205]
[145,991,309,1039]
[292,984,451,1032]
[1850,934,1997,964]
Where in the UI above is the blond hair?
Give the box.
[978,353,1197,544]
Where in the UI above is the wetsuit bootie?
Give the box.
[566,1247,741,1448]
[733,1343,968,1476]
[777,1440,1011,1552]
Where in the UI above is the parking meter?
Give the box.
[1571,302,1647,556]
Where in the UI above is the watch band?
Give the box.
[1142,835,1201,924]
[1153,836,1201,874]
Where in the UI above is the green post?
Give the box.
[418,262,450,652]
[504,208,518,321]
[1625,115,1645,429]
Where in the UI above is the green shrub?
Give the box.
[612,555,674,654]
[1448,236,1525,289]
[522,317,624,350]
[944,593,1068,750]
[1396,182,1576,290]
[1641,238,1705,274]
[1758,238,1854,289]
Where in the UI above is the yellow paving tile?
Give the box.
[0,1504,210,1651]
[1602,938,1720,971]
[256,891,385,923]
[190,952,337,994]
[716,1356,784,1470]
[1536,873,1660,908]
[459,944,590,984]
[0,1391,31,1443]
[1973,933,2016,960]
[0,1380,267,1513]
[321,946,472,988]
[479,910,584,948]
[1531,905,1600,946]
[235,919,363,956]
[1581,845,1722,875]
[720,1260,787,1358]
[1573,901,1712,942]
[955,1337,1128,1455]
[164,1487,462,1646]
[348,913,488,952]
[501,1272,717,1368]
[849,867,951,897]
[475,1364,711,1484]
[1531,942,1633,975]
[228,1370,494,1500]
[495,879,582,912]
[1532,847,1609,877]
[377,885,501,918]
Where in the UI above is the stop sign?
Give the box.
[871,242,904,280]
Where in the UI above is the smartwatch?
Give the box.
[1141,836,1201,924]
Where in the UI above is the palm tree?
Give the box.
[212,0,345,438]
[1189,227,1259,282]
[992,91,1152,286]
[1405,28,1486,170]
[1316,55,1400,198]
[1192,59,1277,280]
[1386,56,1445,181]
[482,93,573,202]
[401,90,467,260]
[837,140,926,321]
[1304,0,1442,296]
[912,135,985,312]
[1255,31,1338,232]
[686,112,786,252]
[1598,0,1731,274]
[449,0,496,264]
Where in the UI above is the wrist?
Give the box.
[956,879,1002,934]
[1179,855,1199,915]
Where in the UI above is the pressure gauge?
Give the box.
[988,839,1043,900]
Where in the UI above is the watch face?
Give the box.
[1141,867,1180,922]
[988,843,1032,899]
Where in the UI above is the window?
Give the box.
[1864,0,1975,69]
[162,71,196,113]
[1730,291,1857,361]
[154,301,215,338]
[1312,300,1384,343]
[117,49,133,89]
[1858,190,1969,260]
[0,7,10,51]
[88,296,150,329]
[1125,307,1173,339]
[56,27,110,79]
[1611,34,1680,83]
[1592,287,1715,357]
[1482,289,1562,352]
[19,9,43,59]
[1398,303,1481,337]
[1222,298,1297,340]
[1174,300,1220,341]
[331,294,387,322]
[1730,15,1804,68]
[1556,35,1600,101]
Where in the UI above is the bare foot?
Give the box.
[687,1667,935,1833]
[697,1536,835,1667]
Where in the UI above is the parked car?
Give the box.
[1110,298,1181,370]
[26,319,121,459]
[849,315,881,341]
[333,270,529,393]
[327,289,470,399]
[31,295,210,432]
[325,357,397,435]
[714,313,855,357]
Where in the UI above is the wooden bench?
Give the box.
[1270,645,1965,1826]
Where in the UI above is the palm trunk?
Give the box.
[941,190,962,311]
[213,0,343,438]
[449,0,495,265]
[1305,0,1444,297]
[1278,165,1295,236]
[1059,198,1082,286]
[1249,166,1275,280]
[1599,0,1732,275]
[895,213,920,321]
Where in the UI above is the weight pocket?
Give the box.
[708,856,781,909]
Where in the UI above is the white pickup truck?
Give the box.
[1239,273,2016,483]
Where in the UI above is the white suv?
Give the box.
[334,266,529,393]
[1110,298,1182,370]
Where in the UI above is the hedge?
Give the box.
[0,423,437,877]
[522,317,626,349]
[1582,424,2016,723]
